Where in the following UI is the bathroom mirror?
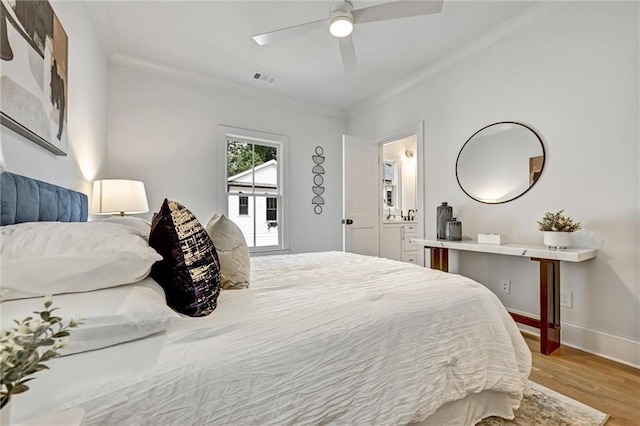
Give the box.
[380,135,417,219]
[456,122,545,204]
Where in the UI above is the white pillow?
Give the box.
[1,221,162,300]
[0,278,180,355]
[93,216,152,238]
[205,214,250,289]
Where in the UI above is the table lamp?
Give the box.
[91,179,149,216]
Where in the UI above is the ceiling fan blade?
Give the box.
[352,0,443,25]
[338,35,358,75]
[252,19,327,46]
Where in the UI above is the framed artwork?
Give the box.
[529,155,543,186]
[1,0,68,156]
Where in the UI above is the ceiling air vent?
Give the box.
[253,72,277,84]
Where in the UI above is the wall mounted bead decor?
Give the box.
[311,146,325,214]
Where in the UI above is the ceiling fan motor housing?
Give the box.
[329,10,354,37]
[329,1,354,38]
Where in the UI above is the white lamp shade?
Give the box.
[91,179,149,215]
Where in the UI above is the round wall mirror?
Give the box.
[456,122,545,204]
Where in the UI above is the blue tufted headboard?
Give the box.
[0,172,88,225]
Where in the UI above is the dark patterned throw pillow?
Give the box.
[149,199,220,317]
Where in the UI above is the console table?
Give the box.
[411,239,597,355]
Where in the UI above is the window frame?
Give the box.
[238,195,249,216]
[217,125,289,254]
[266,197,277,221]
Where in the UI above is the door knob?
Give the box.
[341,219,353,225]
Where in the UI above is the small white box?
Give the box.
[478,233,507,245]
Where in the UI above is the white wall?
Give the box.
[347,1,639,366]
[107,62,346,254]
[1,1,108,195]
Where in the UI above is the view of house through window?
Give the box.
[266,197,277,221]
[239,196,248,215]
[227,140,280,248]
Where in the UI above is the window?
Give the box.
[219,126,288,252]
[383,161,394,184]
[239,196,249,215]
[383,185,395,208]
[266,197,277,221]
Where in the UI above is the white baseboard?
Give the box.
[508,308,640,369]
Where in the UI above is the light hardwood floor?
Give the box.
[524,333,640,425]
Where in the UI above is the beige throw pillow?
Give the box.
[205,214,250,289]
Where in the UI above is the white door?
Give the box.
[342,135,379,256]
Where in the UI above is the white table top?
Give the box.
[411,239,597,262]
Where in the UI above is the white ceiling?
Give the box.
[90,1,538,112]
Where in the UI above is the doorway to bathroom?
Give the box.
[376,124,424,266]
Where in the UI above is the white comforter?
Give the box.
[14,252,531,425]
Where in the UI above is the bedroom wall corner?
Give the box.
[106,62,347,254]
[346,1,640,366]
[1,1,109,196]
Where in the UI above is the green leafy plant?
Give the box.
[1,296,82,409]
[227,140,277,177]
[537,210,582,232]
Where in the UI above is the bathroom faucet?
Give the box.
[407,209,416,221]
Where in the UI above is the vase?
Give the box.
[437,202,452,240]
[1,399,11,425]
[445,217,462,241]
[543,231,571,249]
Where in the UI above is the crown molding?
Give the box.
[347,0,575,119]
[110,53,346,120]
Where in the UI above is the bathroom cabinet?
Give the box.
[380,222,417,264]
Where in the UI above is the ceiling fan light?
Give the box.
[329,12,353,38]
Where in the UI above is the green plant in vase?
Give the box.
[537,210,582,249]
[1,296,82,411]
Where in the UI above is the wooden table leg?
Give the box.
[430,247,449,272]
[533,258,561,355]
[426,247,562,355]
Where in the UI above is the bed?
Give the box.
[0,172,531,425]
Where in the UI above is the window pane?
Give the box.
[266,197,277,221]
[227,141,257,193]
[239,196,249,215]
[254,145,278,192]
[227,194,254,247]
[227,141,253,175]
[255,196,279,248]
[227,141,279,195]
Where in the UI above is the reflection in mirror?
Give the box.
[456,122,545,204]
[381,135,417,218]
[383,185,395,208]
[383,161,394,184]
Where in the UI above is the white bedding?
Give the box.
[13,252,531,425]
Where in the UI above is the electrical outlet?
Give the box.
[499,279,511,294]
[560,291,573,308]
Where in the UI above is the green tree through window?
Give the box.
[227,141,277,177]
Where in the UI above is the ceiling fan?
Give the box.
[252,0,444,75]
